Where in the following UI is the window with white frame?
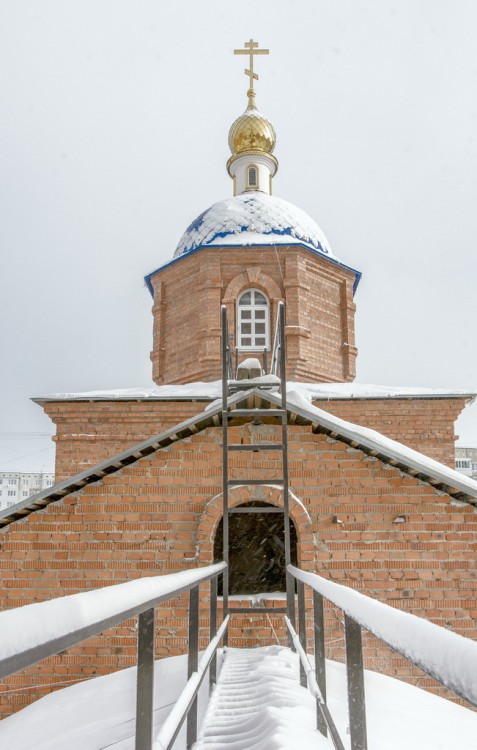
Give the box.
[237,289,270,350]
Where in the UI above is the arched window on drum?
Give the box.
[247,165,259,189]
[237,289,270,350]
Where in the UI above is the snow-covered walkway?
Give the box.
[195,646,325,749]
[1,645,477,749]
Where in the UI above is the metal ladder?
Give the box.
[220,301,295,636]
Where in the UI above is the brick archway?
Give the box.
[222,268,282,305]
[196,484,313,566]
[222,268,283,350]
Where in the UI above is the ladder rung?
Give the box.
[227,443,282,451]
[228,382,277,392]
[227,409,285,418]
[228,479,284,486]
[227,607,288,614]
[229,507,284,514]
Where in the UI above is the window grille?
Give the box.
[237,289,270,350]
[247,165,258,189]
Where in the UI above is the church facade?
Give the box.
[1,43,477,717]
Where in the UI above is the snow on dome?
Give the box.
[173,192,337,260]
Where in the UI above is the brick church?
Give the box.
[1,44,477,716]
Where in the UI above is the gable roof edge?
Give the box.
[2,387,476,529]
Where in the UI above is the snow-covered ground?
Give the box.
[0,647,476,750]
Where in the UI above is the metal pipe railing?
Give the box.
[269,301,283,378]
[0,562,227,750]
[288,563,477,750]
[154,616,230,750]
[285,615,345,750]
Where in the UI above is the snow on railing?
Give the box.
[289,564,477,706]
[288,564,477,750]
[0,562,227,750]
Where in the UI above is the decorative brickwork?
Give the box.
[196,483,313,560]
[40,394,467,482]
[1,422,475,716]
[149,245,357,385]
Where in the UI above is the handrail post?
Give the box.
[297,580,307,687]
[227,331,234,380]
[209,576,218,689]
[313,590,328,736]
[135,607,155,750]
[186,585,200,749]
[345,614,367,750]
[221,306,229,641]
[278,302,295,640]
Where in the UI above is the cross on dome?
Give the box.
[233,38,269,104]
[229,39,277,195]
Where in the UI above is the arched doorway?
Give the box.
[213,501,298,594]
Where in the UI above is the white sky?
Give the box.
[1,0,476,472]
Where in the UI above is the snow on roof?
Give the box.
[283,387,477,498]
[33,382,224,402]
[144,192,363,297]
[32,380,477,402]
[173,192,337,259]
[3,385,477,530]
[302,381,477,400]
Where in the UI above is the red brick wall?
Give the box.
[149,245,357,385]
[0,423,475,716]
[315,397,467,467]
[41,395,467,482]
[42,400,203,481]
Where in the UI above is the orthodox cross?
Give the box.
[234,39,269,93]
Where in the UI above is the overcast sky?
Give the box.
[1,0,476,472]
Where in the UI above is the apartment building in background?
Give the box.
[0,472,54,511]
[455,446,477,480]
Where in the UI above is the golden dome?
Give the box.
[228,91,276,156]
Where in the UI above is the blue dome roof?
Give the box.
[173,192,338,260]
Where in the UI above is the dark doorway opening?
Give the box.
[213,501,298,595]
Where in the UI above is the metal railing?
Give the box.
[221,306,234,382]
[287,564,477,750]
[269,300,284,379]
[0,562,227,750]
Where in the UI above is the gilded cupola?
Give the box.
[228,91,276,155]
